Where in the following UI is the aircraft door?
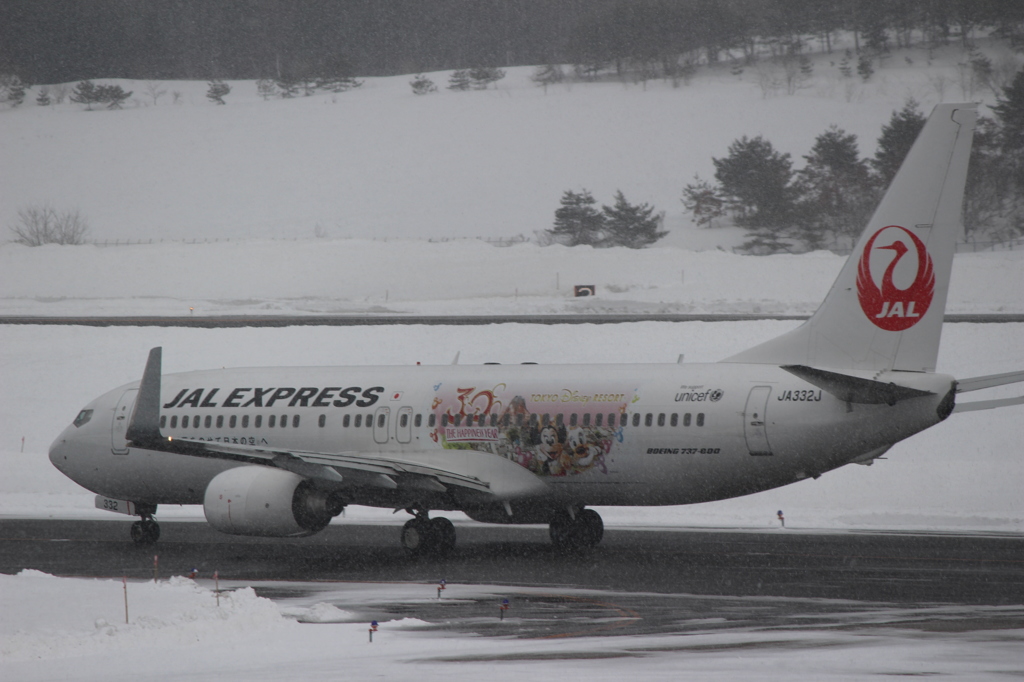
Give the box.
[111,389,138,455]
[396,406,413,444]
[373,406,391,445]
[743,386,773,456]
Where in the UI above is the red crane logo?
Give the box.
[856,225,935,331]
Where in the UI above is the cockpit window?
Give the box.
[73,409,94,428]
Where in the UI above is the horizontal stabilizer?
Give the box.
[955,370,1024,393]
[781,365,934,405]
[953,395,1024,413]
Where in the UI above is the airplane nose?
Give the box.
[48,430,70,472]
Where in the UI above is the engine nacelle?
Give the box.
[203,466,344,537]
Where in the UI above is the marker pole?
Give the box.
[123,575,129,624]
[214,570,220,607]
[153,555,159,583]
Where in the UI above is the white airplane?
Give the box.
[50,103,1023,555]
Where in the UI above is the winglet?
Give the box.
[125,347,163,446]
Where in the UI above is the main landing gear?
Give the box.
[549,507,603,552]
[129,505,160,545]
[401,510,456,558]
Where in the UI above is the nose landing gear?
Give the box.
[401,510,456,557]
[129,504,160,545]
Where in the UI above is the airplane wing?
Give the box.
[125,347,546,502]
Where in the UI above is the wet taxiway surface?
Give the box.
[1,519,1020,605]
[3,519,1021,644]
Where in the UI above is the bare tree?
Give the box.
[144,81,167,105]
[9,206,90,245]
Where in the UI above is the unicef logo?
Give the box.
[709,389,724,402]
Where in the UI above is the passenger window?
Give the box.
[160,415,166,429]
[670,413,678,427]
[229,415,236,428]
[242,415,249,428]
[366,414,373,428]
[582,413,590,427]
[541,414,550,426]
[318,414,326,428]
[684,413,691,426]
[204,415,212,428]
[428,414,436,427]
[594,413,602,427]
[293,415,299,428]
[254,415,262,428]
[569,414,578,427]
[632,413,640,427]
[441,414,448,427]
[181,414,188,427]
[490,414,498,427]
[556,414,564,427]
[343,414,351,428]
[697,413,705,427]
[415,414,422,427]
[400,414,409,428]
[454,414,462,427]
[657,413,666,427]
[268,415,276,428]
[194,416,201,428]
[377,414,386,428]
[529,414,538,428]
[645,413,653,427]
[216,415,223,428]
[608,413,615,428]
[170,415,178,428]
[280,414,287,428]
[354,414,362,428]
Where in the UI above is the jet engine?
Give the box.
[203,466,344,537]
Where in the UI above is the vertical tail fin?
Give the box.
[724,103,976,372]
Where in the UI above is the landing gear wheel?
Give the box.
[549,508,603,552]
[130,519,160,545]
[576,508,604,546]
[429,517,456,556]
[401,517,434,557]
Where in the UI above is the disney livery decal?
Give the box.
[430,384,632,477]
[856,225,935,331]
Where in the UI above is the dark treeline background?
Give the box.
[2,0,1023,84]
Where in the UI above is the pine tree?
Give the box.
[409,74,437,95]
[601,191,667,249]
[681,175,725,228]
[547,190,605,246]
[206,80,230,105]
[256,78,277,100]
[447,69,472,91]
[276,78,300,98]
[794,126,875,248]
[469,67,506,89]
[871,98,925,186]
[6,76,26,107]
[857,55,874,82]
[36,86,50,106]
[71,80,99,109]
[531,64,564,93]
[992,69,1024,152]
[95,84,131,109]
[713,136,797,230]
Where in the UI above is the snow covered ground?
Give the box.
[2,571,1021,681]
[2,37,1023,680]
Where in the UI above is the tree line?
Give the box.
[684,72,1024,252]
[2,0,1022,84]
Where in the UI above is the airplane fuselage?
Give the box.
[51,361,954,521]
